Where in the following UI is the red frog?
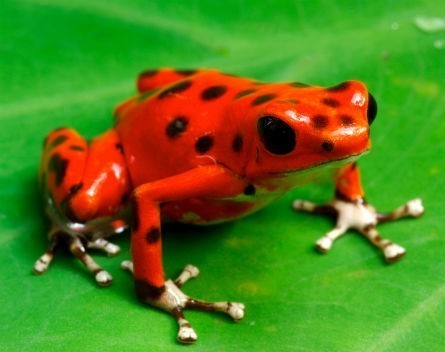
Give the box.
[35,68,424,343]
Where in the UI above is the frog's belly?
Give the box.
[161,198,266,225]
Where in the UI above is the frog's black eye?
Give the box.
[367,93,377,125]
[257,116,296,155]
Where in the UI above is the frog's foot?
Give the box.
[293,197,424,263]
[121,262,245,344]
[33,224,122,286]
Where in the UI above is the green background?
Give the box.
[1,1,444,351]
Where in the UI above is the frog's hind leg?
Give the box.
[34,196,128,286]
[33,227,61,274]
[36,127,131,285]
[34,225,114,286]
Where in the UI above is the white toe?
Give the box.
[316,236,333,252]
[33,254,52,274]
[184,264,200,278]
[95,270,113,286]
[384,244,406,263]
[292,200,305,210]
[177,326,197,343]
[105,243,120,256]
[121,260,133,272]
[33,260,48,274]
[228,302,245,321]
[407,198,424,217]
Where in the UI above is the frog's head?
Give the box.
[244,80,376,178]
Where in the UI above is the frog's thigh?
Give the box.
[130,165,245,288]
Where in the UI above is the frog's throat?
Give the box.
[269,150,369,176]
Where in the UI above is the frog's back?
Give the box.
[114,69,256,187]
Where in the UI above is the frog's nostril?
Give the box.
[367,93,377,125]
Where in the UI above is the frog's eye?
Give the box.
[367,93,377,125]
[257,116,296,155]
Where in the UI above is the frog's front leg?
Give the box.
[293,163,424,263]
[122,261,244,343]
[128,165,247,343]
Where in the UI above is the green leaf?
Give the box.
[0,1,443,351]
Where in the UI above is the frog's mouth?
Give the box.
[270,150,369,176]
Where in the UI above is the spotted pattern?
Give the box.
[48,153,69,187]
[252,93,277,106]
[234,89,256,99]
[321,98,340,107]
[159,80,192,99]
[195,135,213,154]
[69,145,85,151]
[340,115,355,126]
[322,141,334,152]
[166,116,189,138]
[232,134,243,152]
[115,143,124,154]
[146,227,161,244]
[312,115,329,129]
[201,85,228,100]
[49,135,68,150]
[175,69,197,76]
[69,182,83,195]
[327,82,350,92]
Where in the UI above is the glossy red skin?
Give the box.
[116,69,369,221]
[41,68,372,286]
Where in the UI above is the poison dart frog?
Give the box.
[34,68,424,343]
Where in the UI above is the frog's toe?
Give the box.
[121,260,133,272]
[315,236,333,253]
[33,253,53,274]
[177,324,198,344]
[95,269,113,286]
[33,235,59,275]
[227,302,245,321]
[292,199,317,212]
[406,198,424,218]
[383,244,406,263]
